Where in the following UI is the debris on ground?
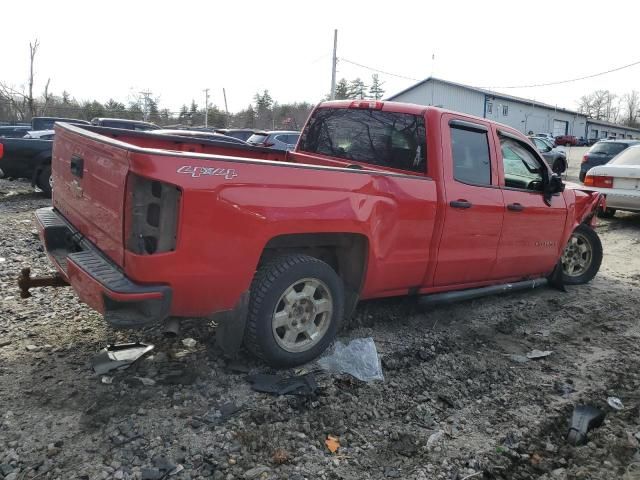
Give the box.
[272,448,290,465]
[246,373,318,396]
[607,396,624,410]
[566,404,606,445]
[91,343,154,375]
[181,337,197,348]
[526,349,553,360]
[325,435,340,453]
[317,337,384,382]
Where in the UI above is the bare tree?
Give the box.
[622,90,640,127]
[27,39,40,118]
[0,38,42,120]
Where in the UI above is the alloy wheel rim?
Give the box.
[272,277,333,353]
[561,232,593,277]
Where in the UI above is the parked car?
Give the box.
[586,138,600,146]
[535,133,556,144]
[246,130,300,150]
[0,125,31,138]
[528,136,567,174]
[30,100,604,367]
[149,129,248,145]
[90,118,160,131]
[583,144,640,217]
[23,129,55,140]
[31,117,90,131]
[0,136,54,193]
[555,135,578,147]
[576,137,588,146]
[214,128,259,142]
[579,139,640,182]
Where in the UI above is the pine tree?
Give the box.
[369,74,385,100]
[347,78,367,100]
[334,78,349,100]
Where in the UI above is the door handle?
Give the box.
[450,200,472,209]
[70,155,84,178]
[507,203,525,212]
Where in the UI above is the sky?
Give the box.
[2,0,639,114]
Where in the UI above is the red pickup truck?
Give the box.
[33,100,603,367]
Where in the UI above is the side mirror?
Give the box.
[543,173,564,205]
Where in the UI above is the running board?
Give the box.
[418,278,548,307]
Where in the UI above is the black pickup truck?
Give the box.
[0,117,90,194]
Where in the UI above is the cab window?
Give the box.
[450,125,491,186]
[500,136,545,191]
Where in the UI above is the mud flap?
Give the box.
[548,260,567,292]
[213,291,249,357]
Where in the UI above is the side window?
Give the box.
[299,108,427,173]
[500,136,545,191]
[450,125,491,186]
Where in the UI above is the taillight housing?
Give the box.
[125,174,181,255]
[0,142,3,159]
[581,154,588,163]
[584,175,613,188]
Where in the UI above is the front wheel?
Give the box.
[244,254,344,367]
[561,224,603,285]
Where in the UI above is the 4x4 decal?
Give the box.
[177,165,238,180]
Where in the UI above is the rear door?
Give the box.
[492,130,567,279]
[433,115,504,286]
[52,125,130,265]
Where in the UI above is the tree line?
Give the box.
[577,90,640,127]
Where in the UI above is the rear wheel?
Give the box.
[579,171,586,183]
[37,165,52,196]
[561,224,602,285]
[597,207,616,218]
[244,254,344,367]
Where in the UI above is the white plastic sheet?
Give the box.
[317,337,384,382]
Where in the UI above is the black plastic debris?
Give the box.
[91,343,154,375]
[567,405,606,445]
[246,373,318,396]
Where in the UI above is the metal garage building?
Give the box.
[387,77,640,140]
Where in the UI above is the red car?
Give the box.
[32,100,603,366]
[555,135,578,147]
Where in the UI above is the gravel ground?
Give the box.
[2,173,640,480]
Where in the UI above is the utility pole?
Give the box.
[139,90,152,122]
[203,88,210,128]
[330,29,337,100]
[222,88,229,116]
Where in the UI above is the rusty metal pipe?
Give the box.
[17,267,69,299]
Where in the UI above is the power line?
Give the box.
[338,58,420,81]
[478,59,640,89]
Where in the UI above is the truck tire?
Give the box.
[37,164,52,196]
[579,171,586,183]
[561,224,602,285]
[244,254,344,367]
[597,207,616,218]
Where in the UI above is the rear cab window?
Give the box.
[589,142,628,155]
[299,107,427,174]
[450,122,491,186]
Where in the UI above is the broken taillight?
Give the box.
[583,175,613,188]
[125,174,181,255]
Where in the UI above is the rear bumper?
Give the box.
[35,207,172,328]
[603,192,640,212]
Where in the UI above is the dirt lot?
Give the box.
[2,152,640,480]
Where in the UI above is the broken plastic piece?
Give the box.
[317,337,384,382]
[566,405,605,446]
[181,338,197,348]
[527,349,553,360]
[91,343,154,375]
[246,373,318,396]
[325,435,340,453]
[607,396,624,410]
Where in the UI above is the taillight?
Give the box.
[581,155,588,163]
[0,142,3,159]
[584,175,613,188]
[349,100,384,110]
[125,174,181,255]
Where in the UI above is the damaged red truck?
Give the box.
[32,100,603,367]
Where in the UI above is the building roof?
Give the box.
[584,118,640,133]
[386,76,583,115]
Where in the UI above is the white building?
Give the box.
[387,77,640,140]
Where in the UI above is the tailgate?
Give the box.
[52,124,129,266]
